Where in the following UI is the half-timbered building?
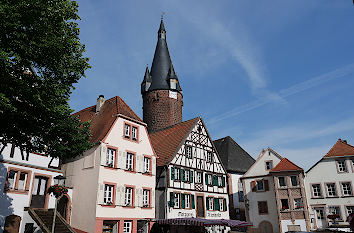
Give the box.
[150,117,230,222]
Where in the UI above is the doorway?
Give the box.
[196,196,205,218]
[57,195,69,221]
[30,176,49,208]
[259,221,273,233]
[314,207,326,229]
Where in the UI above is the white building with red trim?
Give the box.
[305,139,354,231]
[63,95,156,233]
[0,144,73,233]
[241,148,310,233]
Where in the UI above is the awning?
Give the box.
[152,218,252,227]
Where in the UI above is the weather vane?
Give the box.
[161,12,166,20]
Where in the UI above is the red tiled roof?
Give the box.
[73,96,142,143]
[270,158,303,172]
[324,139,354,158]
[150,117,199,166]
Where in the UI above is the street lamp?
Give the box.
[51,175,67,233]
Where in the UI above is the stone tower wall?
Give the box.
[143,90,183,132]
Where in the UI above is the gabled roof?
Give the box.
[213,136,255,173]
[324,139,354,158]
[150,117,199,166]
[73,96,142,143]
[270,158,303,172]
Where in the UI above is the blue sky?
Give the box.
[70,0,354,170]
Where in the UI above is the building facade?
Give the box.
[214,136,255,221]
[63,95,156,233]
[241,148,309,233]
[0,144,73,233]
[305,139,354,231]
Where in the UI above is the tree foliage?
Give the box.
[0,0,92,159]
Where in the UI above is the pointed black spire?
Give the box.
[143,65,151,82]
[141,65,151,94]
[143,18,182,93]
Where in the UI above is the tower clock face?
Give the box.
[169,91,177,99]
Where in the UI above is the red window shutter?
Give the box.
[251,181,256,192]
[264,179,269,191]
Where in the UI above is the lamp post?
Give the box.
[51,175,66,233]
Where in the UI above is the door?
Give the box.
[30,176,48,208]
[196,196,205,218]
[315,208,326,229]
[259,221,273,233]
[57,195,69,221]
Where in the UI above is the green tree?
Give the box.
[0,0,92,159]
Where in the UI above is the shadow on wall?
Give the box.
[0,160,14,233]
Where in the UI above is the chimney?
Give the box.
[96,95,105,113]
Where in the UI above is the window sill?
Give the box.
[142,172,152,176]
[103,165,117,170]
[101,204,115,208]
[125,169,136,173]
[326,196,339,198]
[122,205,135,209]
[341,195,354,198]
[311,197,324,199]
[280,210,290,213]
[141,206,152,209]
[5,189,29,195]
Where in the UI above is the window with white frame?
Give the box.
[186,145,192,158]
[175,168,180,180]
[257,180,264,191]
[132,127,138,141]
[174,193,180,208]
[206,151,212,162]
[312,184,322,197]
[342,182,352,196]
[185,169,190,182]
[278,177,286,187]
[337,160,347,172]
[218,176,223,187]
[125,187,133,206]
[347,206,354,215]
[185,194,191,208]
[104,184,114,205]
[265,161,273,170]
[17,172,27,191]
[294,198,303,209]
[143,157,150,173]
[196,172,202,183]
[207,174,213,186]
[143,189,150,207]
[106,148,115,167]
[327,183,337,197]
[219,198,224,211]
[123,221,132,233]
[124,124,130,138]
[207,197,214,210]
[126,153,134,171]
[328,206,341,219]
[291,176,299,186]
[7,170,17,190]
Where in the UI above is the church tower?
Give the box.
[141,18,183,132]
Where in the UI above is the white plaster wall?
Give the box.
[280,219,307,233]
[243,150,281,178]
[305,156,354,228]
[243,177,280,233]
[230,173,243,209]
[20,211,43,233]
[166,187,229,219]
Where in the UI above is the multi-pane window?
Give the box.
[278,177,286,187]
[17,172,27,191]
[185,194,191,208]
[104,185,114,205]
[175,168,180,180]
[174,193,180,208]
[326,183,337,197]
[132,127,137,141]
[124,124,130,138]
[347,206,354,215]
[342,182,352,196]
[186,146,192,158]
[185,170,190,182]
[143,189,150,207]
[143,157,150,173]
[291,176,298,186]
[219,198,224,211]
[106,148,115,167]
[312,184,322,197]
[196,172,202,183]
[328,206,341,219]
[258,201,268,214]
[265,161,273,170]
[125,187,133,206]
[206,151,212,162]
[207,197,214,210]
[337,160,347,172]
[257,180,264,191]
[294,198,303,209]
[7,170,17,190]
[126,153,134,171]
[218,176,223,187]
[123,221,132,233]
[207,174,213,186]
[281,199,289,211]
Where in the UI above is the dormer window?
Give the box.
[265,161,273,170]
[170,79,177,89]
[186,146,192,158]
